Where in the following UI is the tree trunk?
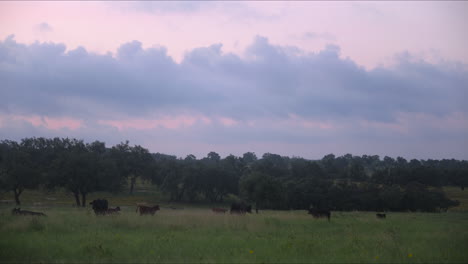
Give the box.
[81,192,87,207]
[130,176,136,195]
[74,192,81,207]
[13,188,22,205]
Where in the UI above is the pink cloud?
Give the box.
[3,114,83,130]
[98,115,206,131]
[218,117,238,127]
[358,119,409,134]
[13,115,43,127]
[43,117,83,130]
[200,116,213,125]
[1,2,467,69]
[357,112,468,134]
[287,114,335,130]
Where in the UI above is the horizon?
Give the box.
[1,1,467,160]
[2,136,467,162]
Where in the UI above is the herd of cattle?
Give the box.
[10,200,387,220]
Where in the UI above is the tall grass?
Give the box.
[1,207,467,263]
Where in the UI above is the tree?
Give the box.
[241,152,258,164]
[160,158,185,201]
[347,160,366,181]
[206,151,221,163]
[321,154,338,178]
[182,156,202,202]
[240,172,284,210]
[290,158,324,179]
[254,153,289,178]
[110,142,153,195]
[379,185,404,211]
[44,138,125,207]
[0,140,41,205]
[49,139,106,206]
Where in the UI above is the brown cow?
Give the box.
[136,205,160,215]
[212,208,227,213]
[12,208,46,217]
[106,206,121,215]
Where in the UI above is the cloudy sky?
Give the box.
[0,1,467,160]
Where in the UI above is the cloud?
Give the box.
[35,22,53,33]
[109,1,210,14]
[0,35,467,159]
[303,32,336,42]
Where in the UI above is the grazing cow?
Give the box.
[308,208,331,221]
[230,202,252,214]
[106,206,121,215]
[89,199,109,215]
[376,213,386,219]
[136,205,160,215]
[11,208,46,217]
[212,208,227,214]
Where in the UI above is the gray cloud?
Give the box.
[107,2,280,24]
[1,34,467,121]
[303,32,337,42]
[110,1,210,14]
[35,22,53,33]
[1,35,467,159]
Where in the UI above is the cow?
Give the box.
[212,208,227,214]
[11,208,46,217]
[89,199,108,215]
[308,207,331,221]
[230,202,252,214]
[136,205,160,215]
[376,213,386,219]
[106,206,121,215]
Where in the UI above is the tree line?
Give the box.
[1,138,466,212]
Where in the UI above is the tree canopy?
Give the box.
[1,138,465,212]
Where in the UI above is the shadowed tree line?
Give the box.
[0,138,465,212]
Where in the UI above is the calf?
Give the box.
[136,205,160,215]
[106,206,121,215]
[212,208,227,214]
[11,208,46,217]
[376,213,386,219]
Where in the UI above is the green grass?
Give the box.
[1,186,468,263]
[0,207,467,263]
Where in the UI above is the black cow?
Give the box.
[230,202,252,214]
[308,208,331,221]
[376,213,386,219]
[89,199,108,215]
[136,205,160,215]
[12,208,46,216]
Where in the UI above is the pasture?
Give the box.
[0,206,467,263]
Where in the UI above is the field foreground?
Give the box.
[0,207,467,263]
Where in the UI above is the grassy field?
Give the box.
[1,206,467,263]
[1,186,468,263]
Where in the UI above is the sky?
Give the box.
[0,1,467,160]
